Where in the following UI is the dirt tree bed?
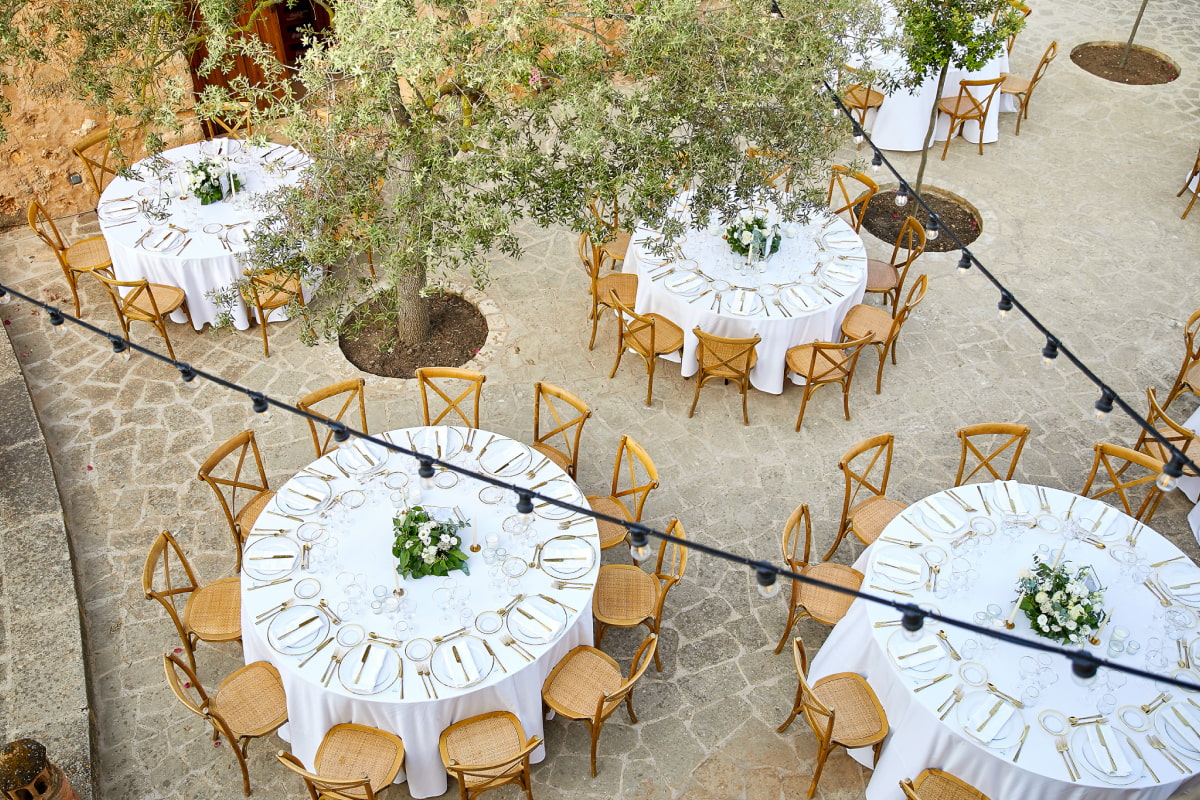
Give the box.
[1071,42,1180,85]
[861,189,981,253]
[339,291,488,378]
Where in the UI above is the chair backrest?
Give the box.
[885,274,928,345]
[579,231,601,279]
[205,102,254,140]
[596,633,659,722]
[532,381,591,476]
[610,290,662,358]
[827,165,878,231]
[588,194,621,235]
[886,217,926,306]
[415,367,486,428]
[781,504,814,570]
[1137,387,1195,466]
[439,711,541,794]
[609,434,659,521]
[905,768,992,800]
[954,422,1031,485]
[650,517,689,589]
[1170,307,1200,403]
[197,430,270,556]
[693,327,760,380]
[142,530,200,648]
[277,751,378,800]
[799,334,874,387]
[91,271,164,326]
[242,269,304,313]
[836,65,882,125]
[298,378,368,457]
[746,147,792,190]
[790,638,835,741]
[71,127,119,200]
[953,77,1006,121]
[840,433,896,517]
[1081,441,1166,521]
[1026,41,1058,98]
[27,198,69,260]
[163,652,213,719]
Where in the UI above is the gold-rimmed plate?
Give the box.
[1038,709,1069,735]
[338,642,400,695]
[871,546,926,587]
[266,604,329,655]
[508,594,567,645]
[1155,701,1200,757]
[416,426,465,461]
[333,439,390,476]
[885,628,948,676]
[956,691,1024,748]
[1159,562,1200,607]
[534,489,582,520]
[277,475,332,516]
[539,535,595,579]
[430,635,494,689]
[99,199,140,223]
[1072,725,1143,785]
[243,537,301,581]
[478,439,532,477]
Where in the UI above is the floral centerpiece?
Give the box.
[1015,556,1104,645]
[725,209,781,259]
[392,505,470,579]
[184,158,243,205]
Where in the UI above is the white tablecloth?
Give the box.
[242,427,600,798]
[629,198,867,394]
[98,140,310,330]
[810,483,1200,800]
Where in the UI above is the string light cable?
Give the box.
[1,280,1196,691]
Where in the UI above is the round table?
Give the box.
[810,482,1200,800]
[241,426,600,799]
[628,195,868,394]
[98,140,312,330]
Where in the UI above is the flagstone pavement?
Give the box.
[2,1,1200,798]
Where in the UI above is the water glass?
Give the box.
[1096,693,1117,716]
[1021,685,1040,708]
[1125,639,1142,656]
[1037,668,1058,689]
[959,639,979,660]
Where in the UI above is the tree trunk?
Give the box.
[913,64,949,195]
[394,257,430,343]
[1119,0,1151,69]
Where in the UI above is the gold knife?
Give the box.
[1012,724,1030,762]
[898,644,937,660]
[353,644,373,684]
[977,698,1004,732]
[914,673,950,692]
[517,607,554,632]
[483,640,506,673]
[869,584,913,598]
[299,636,334,667]
[279,615,319,640]
[1127,734,1159,783]
[878,561,921,575]
[452,645,471,682]
[1096,724,1118,772]
[1173,706,1200,742]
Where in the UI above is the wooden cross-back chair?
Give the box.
[541,633,658,777]
[91,271,191,360]
[581,232,638,350]
[28,198,113,318]
[1167,307,1200,405]
[593,518,687,670]
[438,711,541,800]
[588,194,631,268]
[587,434,659,550]
[607,291,684,407]
[937,77,1006,160]
[901,769,991,800]
[71,127,120,202]
[837,65,885,133]
[276,724,406,800]
[840,274,929,395]
[203,101,255,140]
[785,333,875,431]
[688,327,760,426]
[197,430,275,573]
[1133,387,1198,476]
[777,637,888,798]
[866,215,926,314]
[297,378,368,458]
[953,422,1032,486]
[993,0,1032,55]
[1001,41,1058,136]
[774,504,863,653]
[415,367,487,428]
[746,147,793,190]
[826,165,878,232]
[825,433,907,560]
[1179,144,1200,221]
[1080,441,1167,523]
[531,381,591,479]
[164,653,288,797]
[142,530,241,671]
[240,269,306,358]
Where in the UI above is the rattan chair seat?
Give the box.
[600,230,631,263]
[530,442,571,473]
[1001,73,1031,94]
[937,95,976,116]
[235,490,275,536]
[629,314,685,355]
[123,283,187,322]
[812,673,888,746]
[785,345,849,382]
[593,564,657,625]
[848,496,906,544]
[798,564,863,625]
[316,723,405,796]
[65,237,113,271]
[183,575,242,641]
[844,85,885,110]
[542,647,624,718]
[597,272,637,304]
[907,768,991,800]
[841,304,890,345]
[442,713,527,785]
[210,662,289,738]
[587,495,632,548]
[248,276,303,310]
[866,259,898,292]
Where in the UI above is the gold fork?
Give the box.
[1055,737,1078,781]
[1148,735,1189,773]
[502,635,534,661]
[939,686,963,721]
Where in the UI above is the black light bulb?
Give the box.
[755,564,780,599]
[997,292,1013,321]
[894,183,909,208]
[1094,390,1114,422]
[956,250,972,275]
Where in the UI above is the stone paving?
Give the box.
[1,0,1200,797]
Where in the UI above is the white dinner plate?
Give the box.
[539,535,596,579]
[333,439,390,476]
[478,439,532,477]
[415,426,465,461]
[277,475,332,515]
[338,642,400,695]
[226,226,249,247]
[724,290,763,317]
[821,265,861,284]
[782,286,819,312]
[885,628,948,676]
[1160,562,1200,606]
[430,635,494,688]
[1072,726,1144,785]
[242,537,301,581]
[266,604,329,655]
[533,487,582,520]
[1154,701,1200,757]
[663,272,707,296]
[871,546,926,587]
[143,228,184,253]
[507,594,567,645]
[956,691,1025,748]
[99,199,141,223]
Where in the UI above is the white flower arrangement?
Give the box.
[185,158,242,205]
[1015,556,1104,645]
[392,505,469,579]
[725,211,781,259]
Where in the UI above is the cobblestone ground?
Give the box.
[1,1,1199,798]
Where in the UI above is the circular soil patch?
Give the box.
[340,291,488,379]
[861,187,982,253]
[1071,41,1180,85]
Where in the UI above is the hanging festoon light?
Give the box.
[1070,651,1100,686]
[109,334,130,362]
[997,291,1014,320]
[0,286,10,305]
[870,150,883,173]
[48,308,66,334]
[177,362,199,388]
[755,563,781,599]
[1094,389,1115,422]
[1157,452,1186,491]
[1041,336,1060,369]
[249,391,271,422]
[956,250,973,275]
[894,182,910,208]
[924,213,940,241]
[418,457,436,491]
[629,524,651,562]
[901,604,927,642]
[329,421,351,444]
[852,121,865,147]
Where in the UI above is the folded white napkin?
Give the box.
[875,559,922,583]
[450,643,480,683]
[927,498,965,530]
[254,554,296,574]
[667,274,705,294]
[894,644,943,669]
[785,287,818,311]
[824,265,859,281]
[966,698,1016,743]
[1165,707,1200,752]
[353,645,388,689]
[918,504,956,535]
[525,602,563,634]
[1005,481,1028,514]
[289,619,323,648]
[1085,724,1132,776]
